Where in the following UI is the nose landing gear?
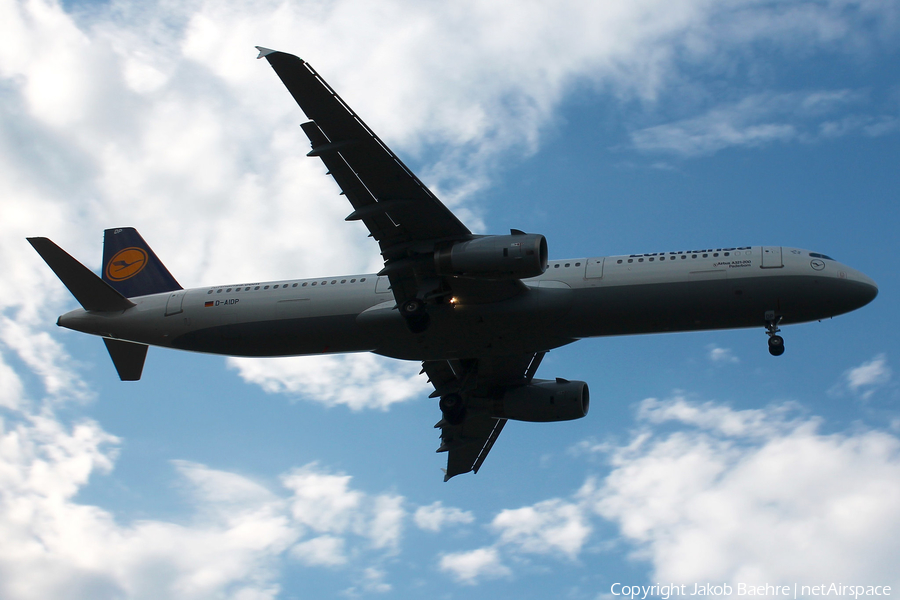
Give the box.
[765,311,784,356]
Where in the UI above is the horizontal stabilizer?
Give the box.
[27,237,135,312]
[103,338,148,381]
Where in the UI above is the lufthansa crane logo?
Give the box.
[106,247,148,281]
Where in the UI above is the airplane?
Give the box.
[27,47,878,481]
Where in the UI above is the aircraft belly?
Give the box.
[564,272,861,338]
[171,314,377,356]
[360,285,577,361]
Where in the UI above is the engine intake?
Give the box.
[492,378,589,422]
[435,233,548,279]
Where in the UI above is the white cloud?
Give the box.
[290,535,347,567]
[829,354,893,401]
[0,330,410,599]
[707,344,739,365]
[637,396,804,439]
[359,567,392,594]
[280,463,407,552]
[414,501,475,533]
[0,402,411,598]
[440,397,900,586]
[591,400,900,584]
[0,405,297,599]
[367,494,406,552]
[845,354,892,398]
[227,354,429,411]
[630,90,896,157]
[491,498,592,559]
[438,547,511,585]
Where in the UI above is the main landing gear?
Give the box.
[765,311,784,356]
[439,393,466,425]
[401,298,430,333]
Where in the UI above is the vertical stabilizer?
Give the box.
[102,228,182,298]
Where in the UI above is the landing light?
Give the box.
[450,296,459,305]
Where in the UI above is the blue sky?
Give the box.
[1,0,899,598]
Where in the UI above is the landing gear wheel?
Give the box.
[401,298,425,316]
[768,335,785,356]
[439,393,466,425]
[400,298,430,333]
[764,311,785,357]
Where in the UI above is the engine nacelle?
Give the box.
[435,233,548,279]
[492,379,589,422]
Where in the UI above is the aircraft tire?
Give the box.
[768,335,785,356]
[401,298,425,315]
[440,393,466,425]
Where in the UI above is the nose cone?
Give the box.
[841,267,878,311]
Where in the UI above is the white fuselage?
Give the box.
[58,246,878,362]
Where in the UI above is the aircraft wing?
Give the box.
[256,49,469,243]
[257,48,526,308]
[423,352,545,481]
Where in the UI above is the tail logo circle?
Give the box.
[106,247,148,281]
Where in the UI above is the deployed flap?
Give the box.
[425,353,541,481]
[103,338,148,381]
[27,237,134,312]
[102,228,182,298]
[442,413,507,482]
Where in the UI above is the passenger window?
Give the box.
[302,282,308,287]
[331,280,337,284]
[254,286,260,290]
[341,279,346,284]
[617,259,623,264]
[217,289,222,293]
[360,278,366,282]
[565,263,570,268]
[312,282,317,286]
[293,283,298,287]
[554,264,560,268]
[351,279,356,283]
[649,257,654,262]
[638,258,644,262]
[628,259,633,263]
[208,290,213,294]
[575,262,581,267]
[703,254,708,258]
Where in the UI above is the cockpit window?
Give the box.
[810,252,835,260]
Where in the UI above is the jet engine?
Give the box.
[435,233,548,279]
[491,378,589,422]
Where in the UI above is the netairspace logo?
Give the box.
[610,583,893,600]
